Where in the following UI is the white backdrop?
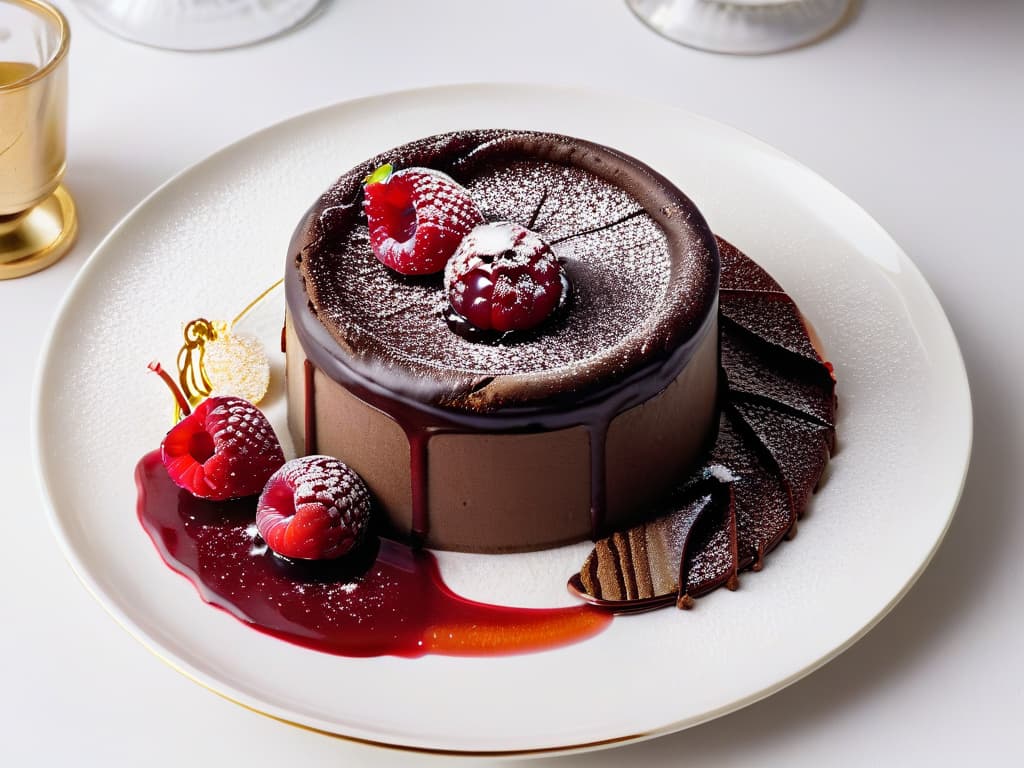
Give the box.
[2,1,1021,765]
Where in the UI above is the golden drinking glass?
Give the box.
[0,0,75,279]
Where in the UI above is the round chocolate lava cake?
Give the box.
[285,130,722,553]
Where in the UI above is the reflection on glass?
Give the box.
[626,0,852,55]
[74,0,323,51]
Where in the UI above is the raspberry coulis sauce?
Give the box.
[136,451,611,657]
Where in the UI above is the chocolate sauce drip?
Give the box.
[303,359,316,455]
[406,428,432,544]
[587,422,609,537]
[299,309,717,545]
[571,239,837,611]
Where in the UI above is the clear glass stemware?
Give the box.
[626,0,853,54]
[74,0,323,51]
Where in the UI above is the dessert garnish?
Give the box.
[256,455,371,560]
[202,324,270,405]
[156,394,286,501]
[149,293,286,503]
[443,221,568,335]
[363,164,484,275]
[138,278,616,656]
[149,360,284,501]
[177,319,270,417]
[161,281,280,421]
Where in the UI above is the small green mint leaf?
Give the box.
[364,163,394,186]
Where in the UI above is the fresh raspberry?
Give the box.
[363,165,483,275]
[256,456,372,560]
[444,221,567,333]
[160,396,285,501]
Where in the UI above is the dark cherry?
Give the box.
[443,270,572,344]
[444,222,568,336]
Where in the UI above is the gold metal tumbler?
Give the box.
[0,0,75,279]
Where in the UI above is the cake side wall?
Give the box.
[605,315,720,528]
[427,428,592,552]
[285,317,415,537]
[286,312,721,554]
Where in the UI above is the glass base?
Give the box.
[0,185,77,280]
[73,0,323,51]
[626,0,853,55]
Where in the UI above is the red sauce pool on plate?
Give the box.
[135,451,610,657]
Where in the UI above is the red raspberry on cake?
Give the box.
[363,164,484,275]
[444,221,567,333]
[256,456,372,560]
[160,395,285,501]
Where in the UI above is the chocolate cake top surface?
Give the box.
[287,130,719,413]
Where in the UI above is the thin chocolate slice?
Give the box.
[683,481,739,597]
[571,482,736,610]
[721,324,835,428]
[713,410,794,570]
[731,399,832,515]
[721,297,823,367]
[718,237,785,295]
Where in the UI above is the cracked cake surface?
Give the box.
[288,129,718,412]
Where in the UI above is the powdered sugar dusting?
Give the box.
[364,167,483,275]
[295,131,718,407]
[256,455,371,559]
[308,159,671,377]
[444,221,565,332]
[706,464,738,483]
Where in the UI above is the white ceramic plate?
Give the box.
[34,84,971,755]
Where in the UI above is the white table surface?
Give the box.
[3,1,1022,765]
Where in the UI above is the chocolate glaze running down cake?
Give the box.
[571,238,837,609]
[285,130,720,553]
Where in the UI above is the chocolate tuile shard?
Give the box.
[570,485,728,611]
[720,300,824,370]
[721,327,835,429]
[686,481,739,596]
[731,399,832,517]
[717,237,784,294]
[712,411,793,569]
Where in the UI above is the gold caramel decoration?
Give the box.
[205,327,270,403]
[167,279,282,421]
